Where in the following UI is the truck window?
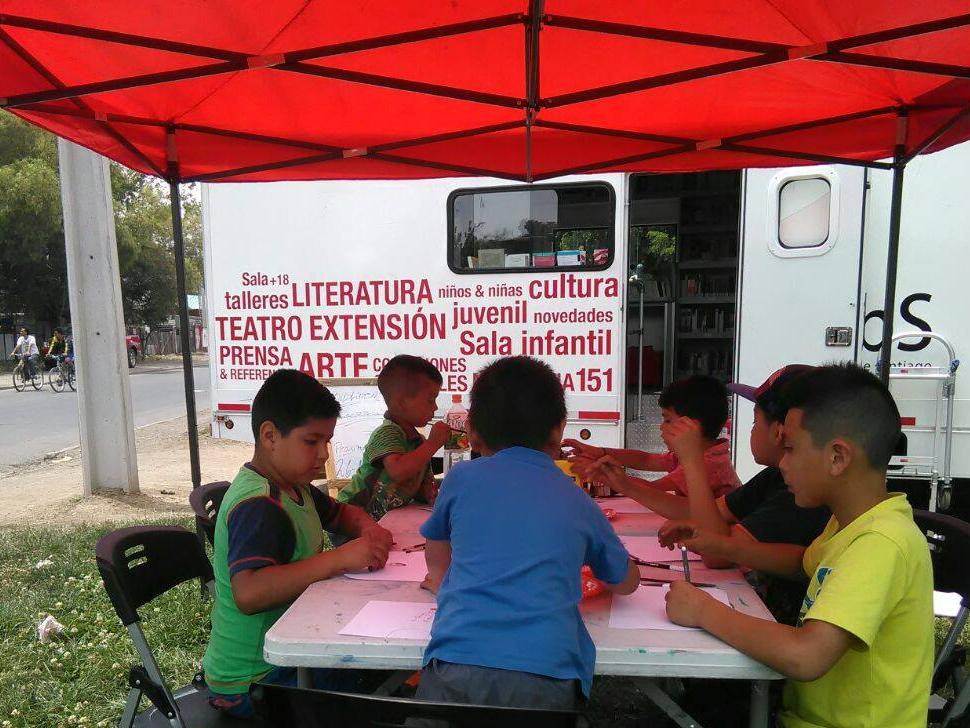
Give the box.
[778,177,831,248]
[448,183,614,273]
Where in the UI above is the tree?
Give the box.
[0,113,66,326]
[112,168,204,347]
[0,112,205,339]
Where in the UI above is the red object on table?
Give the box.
[581,565,605,599]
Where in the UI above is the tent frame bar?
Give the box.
[167,137,202,490]
[5,11,970,115]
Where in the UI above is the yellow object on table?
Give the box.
[555,459,584,488]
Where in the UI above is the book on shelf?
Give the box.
[478,248,506,268]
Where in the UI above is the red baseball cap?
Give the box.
[728,365,816,409]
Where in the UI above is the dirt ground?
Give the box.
[0,410,252,527]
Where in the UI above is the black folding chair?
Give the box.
[96,525,259,727]
[189,481,231,547]
[251,682,583,728]
[913,509,970,727]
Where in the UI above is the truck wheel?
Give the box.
[128,348,137,368]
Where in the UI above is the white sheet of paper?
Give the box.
[609,584,731,631]
[338,600,436,640]
[344,551,427,582]
[597,497,652,514]
[620,535,701,563]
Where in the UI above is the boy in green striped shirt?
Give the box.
[338,355,451,521]
[203,369,393,718]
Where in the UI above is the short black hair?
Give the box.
[250,369,341,439]
[53,328,63,336]
[377,355,442,402]
[784,363,901,469]
[469,356,566,452]
[755,365,815,424]
[658,375,729,439]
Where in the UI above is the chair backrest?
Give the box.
[912,509,970,604]
[96,525,214,627]
[251,684,580,728]
[189,481,231,546]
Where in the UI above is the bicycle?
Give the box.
[48,354,76,393]
[11,353,42,392]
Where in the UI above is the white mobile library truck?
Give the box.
[203,142,969,512]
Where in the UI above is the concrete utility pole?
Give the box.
[57,139,139,495]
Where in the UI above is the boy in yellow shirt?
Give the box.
[661,363,933,728]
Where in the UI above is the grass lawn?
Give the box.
[1,520,967,728]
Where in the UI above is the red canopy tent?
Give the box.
[3,1,970,485]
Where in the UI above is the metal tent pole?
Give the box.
[878,110,910,383]
[169,180,202,489]
[878,159,907,383]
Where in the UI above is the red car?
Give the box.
[125,331,142,368]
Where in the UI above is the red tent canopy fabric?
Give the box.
[3,1,970,182]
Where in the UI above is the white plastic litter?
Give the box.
[36,615,65,642]
[34,559,54,569]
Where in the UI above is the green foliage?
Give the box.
[0,115,65,324]
[0,112,203,332]
[631,226,676,277]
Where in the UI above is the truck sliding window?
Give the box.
[447,183,615,274]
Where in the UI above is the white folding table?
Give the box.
[264,502,783,728]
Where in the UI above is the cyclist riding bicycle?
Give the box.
[44,328,71,370]
[11,326,39,378]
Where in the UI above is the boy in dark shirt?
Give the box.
[587,365,829,624]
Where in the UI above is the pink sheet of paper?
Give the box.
[344,551,427,582]
[337,600,436,640]
[609,585,731,631]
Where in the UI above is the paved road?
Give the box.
[0,365,209,467]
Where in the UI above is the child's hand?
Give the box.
[657,520,729,559]
[337,535,390,572]
[661,417,706,462]
[428,420,452,449]
[562,439,604,460]
[568,454,598,480]
[420,573,440,595]
[665,580,714,628]
[361,523,393,551]
[585,455,629,490]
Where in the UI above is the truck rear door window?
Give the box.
[448,183,614,273]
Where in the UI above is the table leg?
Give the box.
[297,667,311,689]
[640,679,703,728]
[749,680,771,728]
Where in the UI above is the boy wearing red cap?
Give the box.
[584,365,829,624]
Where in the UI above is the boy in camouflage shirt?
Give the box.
[338,355,450,520]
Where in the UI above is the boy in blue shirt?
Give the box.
[417,356,639,709]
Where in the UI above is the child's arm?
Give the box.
[421,538,452,594]
[585,457,692,519]
[329,502,393,546]
[658,520,806,579]
[601,559,641,595]
[231,536,390,614]
[661,418,733,567]
[666,582,855,681]
[563,439,671,472]
[382,421,451,490]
